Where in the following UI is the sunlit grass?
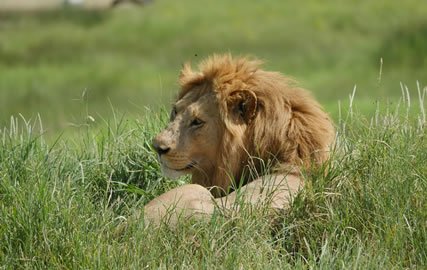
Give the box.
[0,1,426,267]
[0,88,425,268]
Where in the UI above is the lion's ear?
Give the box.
[226,90,258,124]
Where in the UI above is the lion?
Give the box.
[144,54,335,226]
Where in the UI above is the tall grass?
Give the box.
[0,87,426,268]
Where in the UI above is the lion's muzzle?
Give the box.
[152,139,170,156]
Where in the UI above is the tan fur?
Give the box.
[145,54,335,226]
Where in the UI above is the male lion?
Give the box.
[144,54,335,226]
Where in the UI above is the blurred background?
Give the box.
[0,0,426,134]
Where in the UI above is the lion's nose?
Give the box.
[152,140,170,156]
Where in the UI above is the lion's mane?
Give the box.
[178,54,335,191]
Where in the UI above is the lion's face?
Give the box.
[152,88,223,180]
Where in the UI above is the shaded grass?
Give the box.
[0,88,426,268]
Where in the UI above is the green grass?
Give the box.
[0,0,426,131]
[0,90,426,268]
[1,0,427,268]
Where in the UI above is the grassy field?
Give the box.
[1,0,427,268]
[0,94,426,268]
[0,0,426,132]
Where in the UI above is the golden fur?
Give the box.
[145,54,335,226]
[154,54,334,193]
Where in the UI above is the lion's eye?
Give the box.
[170,107,177,121]
[190,118,205,128]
